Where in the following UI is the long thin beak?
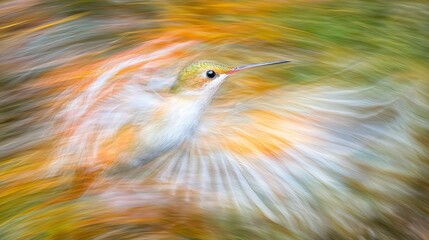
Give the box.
[227,60,290,74]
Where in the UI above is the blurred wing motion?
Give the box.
[48,40,194,173]
[142,82,429,229]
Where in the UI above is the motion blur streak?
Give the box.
[1,0,428,239]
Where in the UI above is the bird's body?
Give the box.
[135,92,213,163]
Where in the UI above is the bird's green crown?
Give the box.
[171,61,233,93]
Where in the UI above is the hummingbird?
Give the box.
[50,49,290,172]
[38,42,428,238]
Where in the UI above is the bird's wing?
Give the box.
[47,40,195,174]
[140,82,428,225]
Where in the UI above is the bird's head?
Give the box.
[171,60,290,94]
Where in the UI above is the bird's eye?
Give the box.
[206,70,216,79]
